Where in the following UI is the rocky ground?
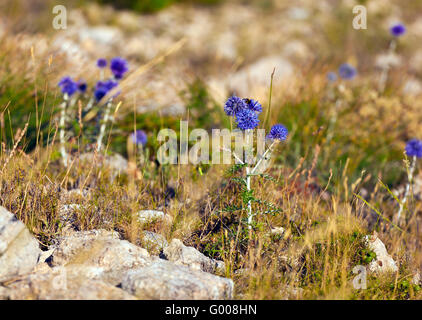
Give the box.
[0,205,233,299]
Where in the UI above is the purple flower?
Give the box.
[390,24,406,37]
[327,72,338,82]
[235,109,260,130]
[77,80,87,93]
[94,80,118,101]
[97,58,107,68]
[58,76,78,96]
[266,124,288,141]
[245,99,262,113]
[131,130,147,146]
[110,57,129,80]
[338,63,357,80]
[224,96,247,116]
[405,139,422,158]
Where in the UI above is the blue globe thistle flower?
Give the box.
[405,139,422,158]
[94,80,118,101]
[338,63,357,80]
[131,130,147,146]
[224,95,247,116]
[235,108,260,130]
[266,124,288,141]
[327,72,338,82]
[77,80,87,93]
[58,76,78,96]
[390,23,406,37]
[97,58,107,68]
[245,98,263,113]
[110,57,129,79]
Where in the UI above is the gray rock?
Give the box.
[4,266,135,300]
[49,229,150,285]
[0,206,41,281]
[163,239,225,274]
[229,56,293,97]
[121,260,233,300]
[137,210,172,225]
[142,231,168,255]
[365,234,398,274]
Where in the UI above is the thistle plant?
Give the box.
[57,76,79,166]
[56,57,129,165]
[378,23,406,92]
[397,139,422,221]
[95,57,128,152]
[223,95,288,230]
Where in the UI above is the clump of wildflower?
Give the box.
[224,95,247,116]
[110,57,129,79]
[58,77,78,96]
[131,130,148,147]
[94,80,118,101]
[390,23,406,37]
[267,124,288,141]
[235,108,260,130]
[338,63,357,80]
[97,58,107,68]
[327,72,337,82]
[405,139,422,158]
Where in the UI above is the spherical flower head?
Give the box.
[97,58,107,68]
[244,98,262,113]
[266,124,288,141]
[110,57,129,79]
[94,80,118,101]
[224,95,247,116]
[338,63,357,80]
[327,72,337,82]
[131,130,147,146]
[390,23,406,37]
[405,139,422,158]
[235,108,260,130]
[77,80,87,93]
[58,76,78,96]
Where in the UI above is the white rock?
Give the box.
[121,260,233,300]
[49,229,150,285]
[163,239,225,274]
[137,210,172,225]
[0,206,41,281]
[229,56,294,97]
[365,234,398,274]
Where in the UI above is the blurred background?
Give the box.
[1,0,422,184]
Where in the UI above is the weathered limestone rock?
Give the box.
[163,239,225,274]
[4,266,135,300]
[49,229,150,285]
[365,234,398,274]
[0,206,41,281]
[137,210,172,225]
[121,260,233,300]
[142,231,168,255]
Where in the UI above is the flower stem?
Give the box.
[246,166,253,230]
[96,99,113,152]
[59,94,69,167]
[397,155,417,221]
[378,39,396,93]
